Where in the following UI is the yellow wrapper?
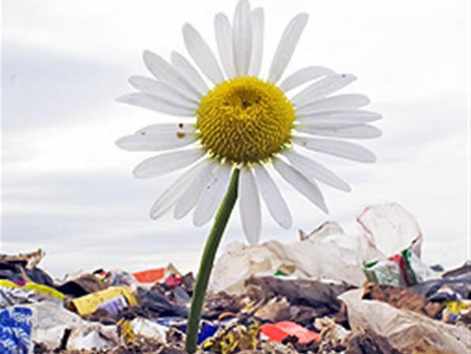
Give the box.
[71,286,138,316]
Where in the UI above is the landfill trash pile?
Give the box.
[1,203,470,354]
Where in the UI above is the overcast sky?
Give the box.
[1,0,469,277]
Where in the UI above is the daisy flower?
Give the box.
[117,0,381,245]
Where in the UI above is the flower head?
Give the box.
[198,77,295,163]
[117,0,382,244]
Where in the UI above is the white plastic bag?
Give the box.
[339,289,471,354]
[210,203,426,293]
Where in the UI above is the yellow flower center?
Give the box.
[196,77,295,164]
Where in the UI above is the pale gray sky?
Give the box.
[1,0,469,276]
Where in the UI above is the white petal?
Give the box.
[193,164,232,226]
[129,76,198,108]
[183,23,225,85]
[239,167,262,245]
[174,160,215,219]
[279,66,335,92]
[171,51,209,96]
[116,131,196,152]
[254,164,292,229]
[142,50,169,81]
[296,121,363,129]
[150,159,209,219]
[248,8,264,76]
[292,74,357,107]
[133,148,204,178]
[293,137,376,163]
[142,50,199,101]
[214,13,236,79]
[135,122,196,135]
[297,109,382,123]
[273,157,328,213]
[295,124,382,139]
[296,94,370,115]
[119,121,197,150]
[116,93,194,117]
[233,0,252,76]
[268,13,309,83]
[283,150,351,192]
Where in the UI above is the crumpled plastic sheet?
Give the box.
[0,287,39,308]
[27,301,84,348]
[339,289,471,354]
[209,230,371,293]
[25,301,119,351]
[356,202,423,258]
[210,203,421,293]
[67,324,118,351]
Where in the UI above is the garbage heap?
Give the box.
[1,203,470,354]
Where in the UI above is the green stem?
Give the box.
[185,168,240,353]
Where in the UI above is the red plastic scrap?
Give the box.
[164,274,183,289]
[133,268,166,284]
[260,323,287,342]
[260,321,320,344]
[389,253,415,286]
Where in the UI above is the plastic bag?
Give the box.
[211,204,422,293]
[340,289,471,354]
[357,202,423,258]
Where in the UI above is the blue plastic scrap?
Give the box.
[197,322,219,344]
[0,306,33,354]
[175,320,219,344]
